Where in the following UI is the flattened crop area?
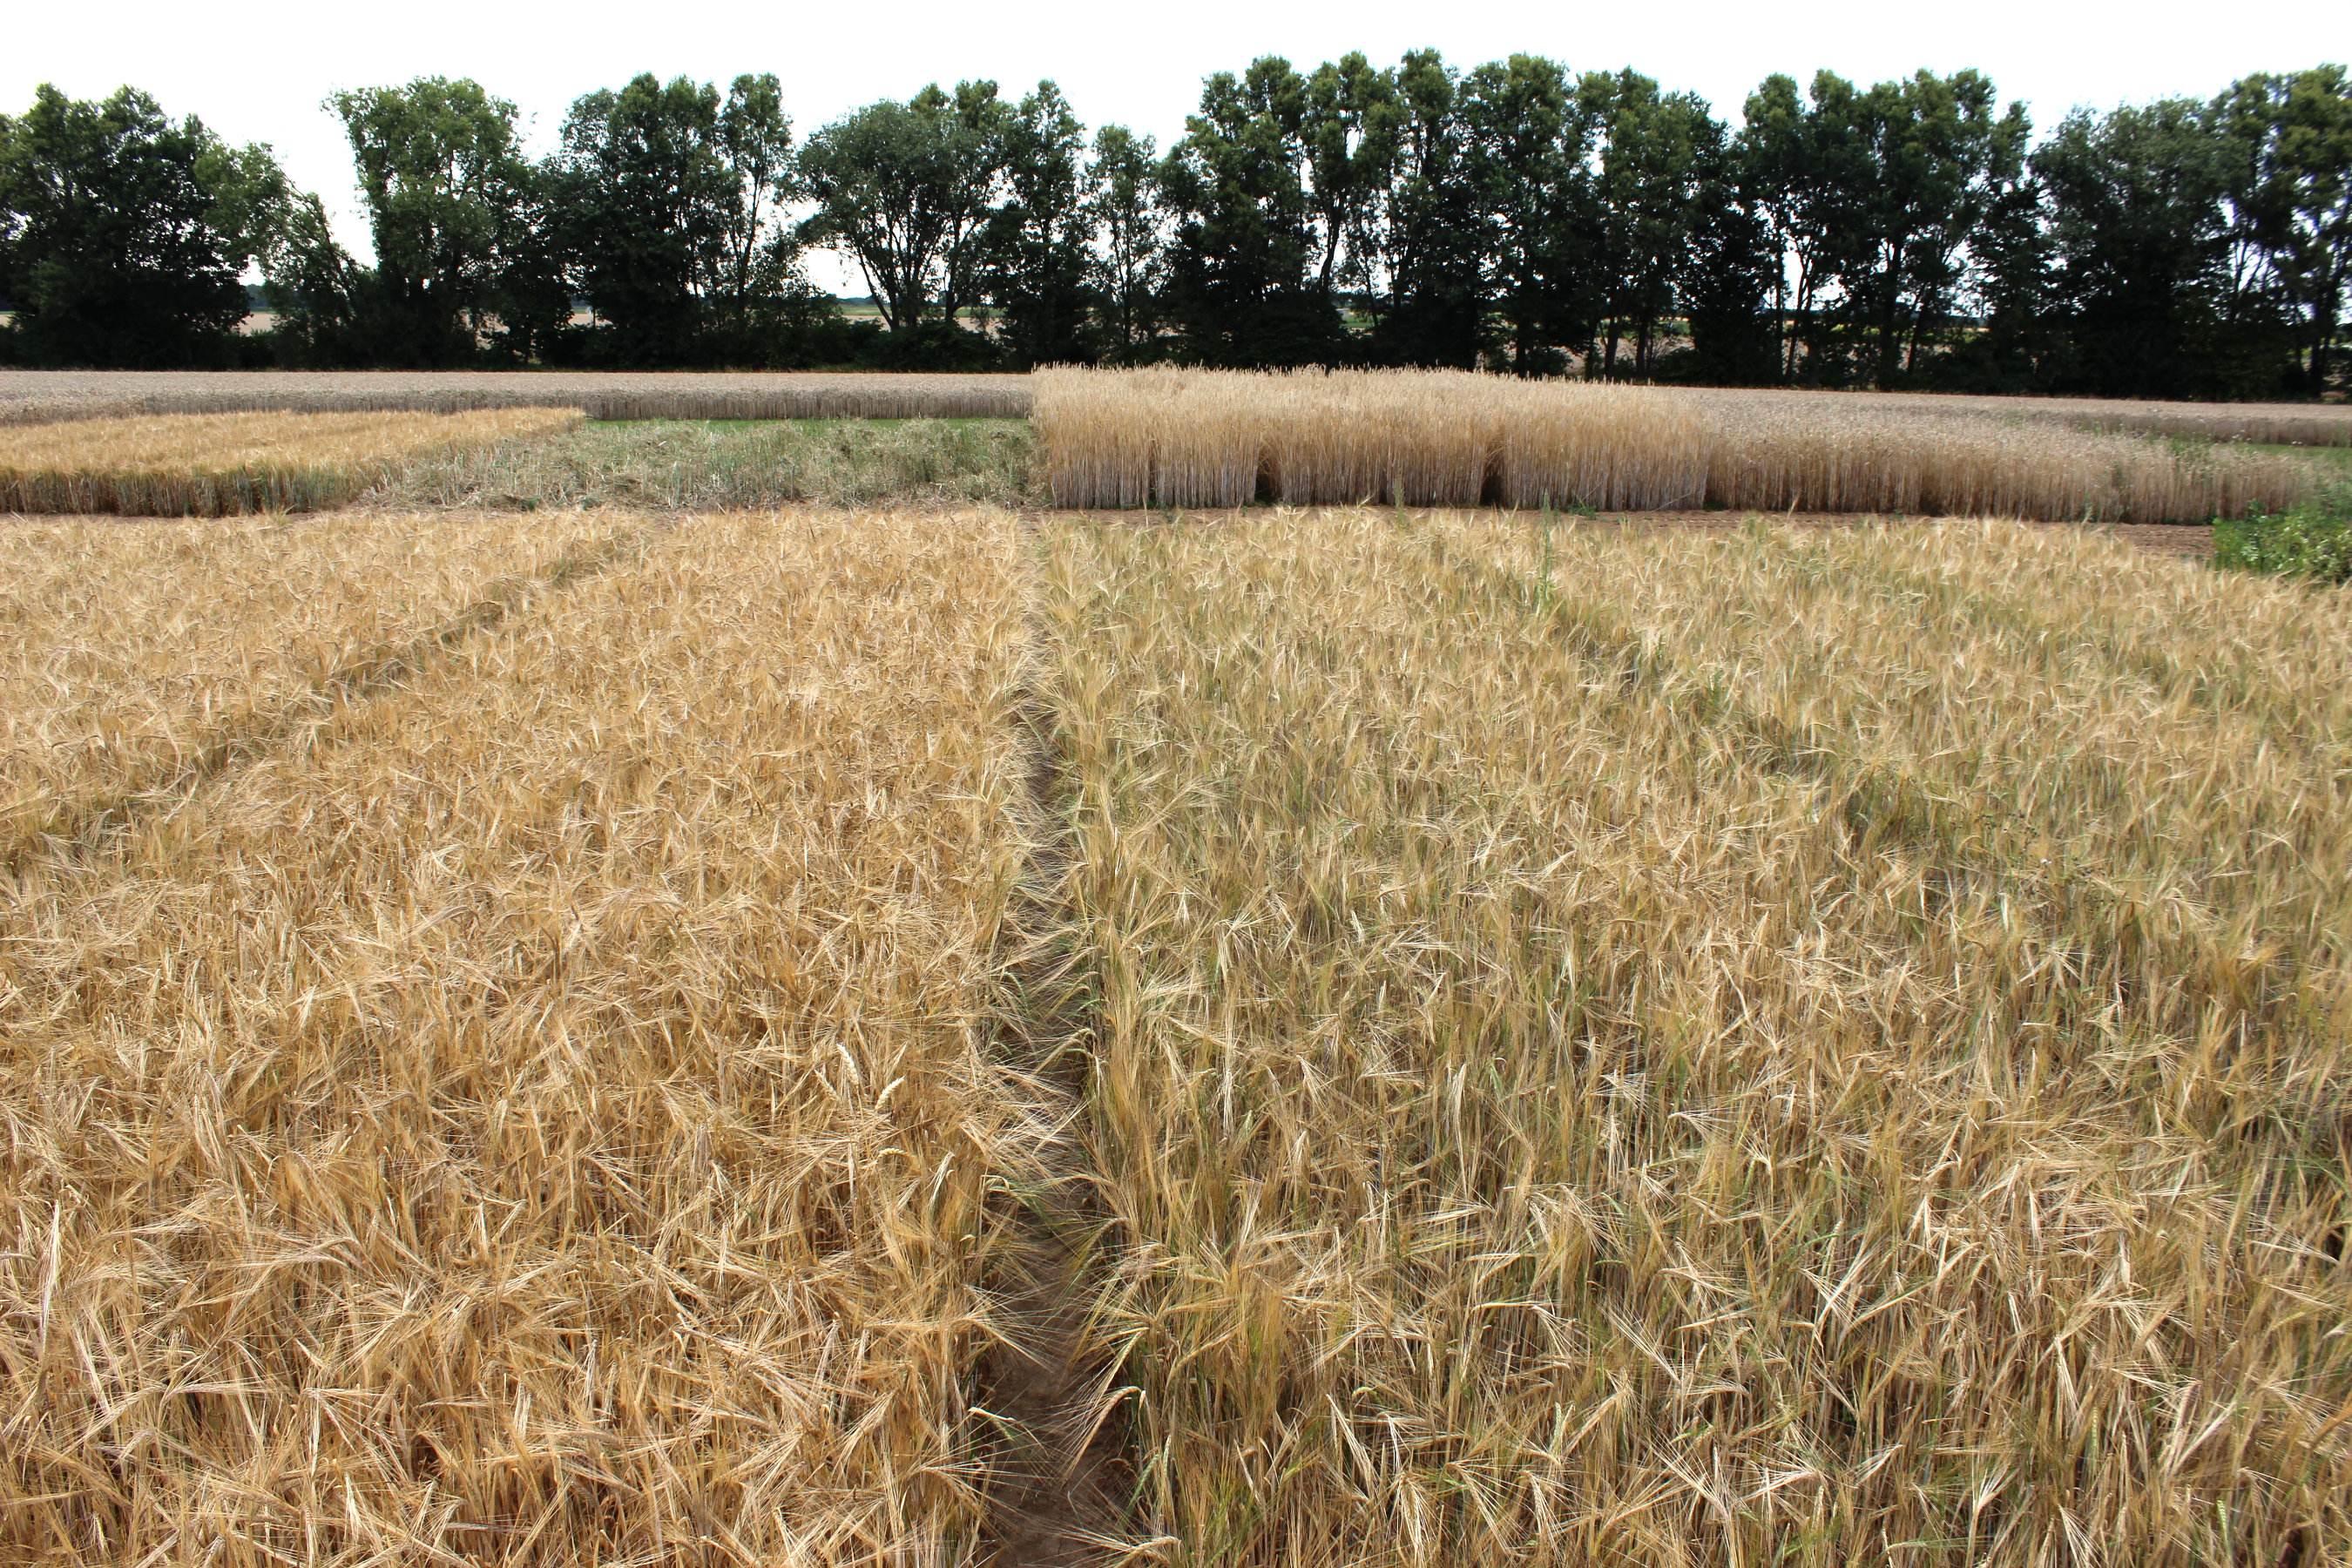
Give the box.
[2,506,2347,1567]
[2,509,1037,1563]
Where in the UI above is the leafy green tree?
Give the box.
[1085,125,1164,360]
[1673,145,1782,383]
[1830,71,2030,387]
[2035,98,2244,397]
[799,83,1006,334]
[328,78,532,363]
[1739,72,1869,382]
[2220,66,2352,394]
[0,85,282,366]
[1582,69,1721,377]
[1460,55,1598,375]
[1368,50,1487,367]
[1951,162,2066,389]
[1158,57,1348,365]
[983,81,1097,364]
[1301,52,1399,295]
[548,74,736,364]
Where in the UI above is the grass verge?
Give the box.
[2215,479,2352,584]
[373,416,1038,511]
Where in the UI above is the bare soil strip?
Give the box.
[972,680,1139,1567]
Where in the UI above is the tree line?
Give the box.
[2,57,2346,397]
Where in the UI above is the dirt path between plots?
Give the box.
[971,672,1135,1568]
[1031,506,2218,558]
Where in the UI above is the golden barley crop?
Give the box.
[1033,368,2315,520]
[8,487,2350,1567]
[0,508,1038,1565]
[0,510,621,858]
[0,408,581,514]
[0,371,1034,427]
[1043,508,2352,1568]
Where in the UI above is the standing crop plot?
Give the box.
[1032,368,2315,520]
[0,408,580,514]
[1042,510,2352,1567]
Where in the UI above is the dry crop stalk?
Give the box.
[1033,368,2316,520]
[0,511,615,851]
[0,508,1039,1565]
[1044,508,2352,1568]
[0,408,581,515]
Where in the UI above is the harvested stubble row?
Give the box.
[0,510,1037,1565]
[1044,510,2350,1568]
[0,371,1035,427]
[0,510,617,855]
[1034,368,2315,520]
[0,408,580,515]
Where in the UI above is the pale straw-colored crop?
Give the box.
[0,371,1034,427]
[0,408,580,514]
[1043,507,2351,1567]
[1033,369,2315,520]
[0,511,618,856]
[0,508,1038,1565]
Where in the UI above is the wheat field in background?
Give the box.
[1044,509,2351,1566]
[0,371,1035,428]
[0,510,1039,1565]
[1,370,2346,449]
[0,510,618,855]
[0,408,580,514]
[1033,368,2319,519]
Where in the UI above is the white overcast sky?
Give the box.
[8,0,2345,294]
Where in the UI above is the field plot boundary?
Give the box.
[5,371,2346,447]
[6,517,661,868]
[970,654,1152,1568]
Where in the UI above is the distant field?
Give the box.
[0,407,577,514]
[0,369,1033,424]
[2,370,2346,449]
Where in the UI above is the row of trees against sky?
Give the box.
[1,57,2347,396]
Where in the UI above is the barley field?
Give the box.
[0,509,1037,1565]
[0,409,580,515]
[1,496,2345,1567]
[1044,509,2352,1567]
[0,371,1034,427]
[1034,368,2317,520]
[0,509,622,857]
